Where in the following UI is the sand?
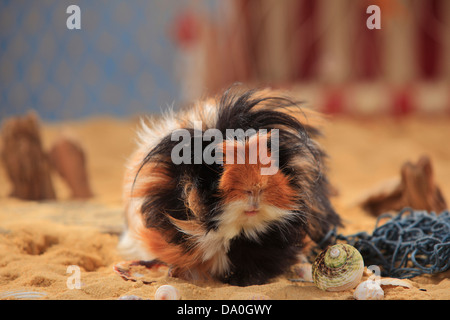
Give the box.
[0,115,449,300]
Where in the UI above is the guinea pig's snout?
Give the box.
[244,190,262,216]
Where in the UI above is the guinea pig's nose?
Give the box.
[247,190,261,210]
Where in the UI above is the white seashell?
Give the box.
[155,285,181,300]
[353,280,384,300]
[0,290,47,300]
[379,278,412,289]
[117,295,144,300]
[247,293,271,300]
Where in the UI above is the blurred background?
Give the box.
[0,0,449,121]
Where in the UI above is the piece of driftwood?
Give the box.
[48,134,93,199]
[359,155,447,216]
[0,111,56,200]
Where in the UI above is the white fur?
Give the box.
[117,197,156,261]
[195,201,294,276]
[213,201,293,242]
[117,230,156,261]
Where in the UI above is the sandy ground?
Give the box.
[0,114,449,300]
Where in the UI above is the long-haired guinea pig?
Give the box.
[118,86,342,286]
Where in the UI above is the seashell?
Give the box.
[113,260,169,284]
[247,293,271,300]
[379,277,412,289]
[155,285,181,300]
[0,290,48,300]
[117,295,144,300]
[353,280,384,300]
[312,244,364,292]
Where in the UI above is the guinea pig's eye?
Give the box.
[245,190,252,195]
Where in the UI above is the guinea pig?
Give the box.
[118,86,342,286]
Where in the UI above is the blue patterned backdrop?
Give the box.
[0,0,210,121]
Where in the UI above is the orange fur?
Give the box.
[181,180,205,219]
[136,224,214,280]
[218,133,297,210]
[129,163,174,199]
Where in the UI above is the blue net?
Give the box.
[321,207,450,279]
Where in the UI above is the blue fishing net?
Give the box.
[322,207,450,279]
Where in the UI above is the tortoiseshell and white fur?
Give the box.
[118,87,341,286]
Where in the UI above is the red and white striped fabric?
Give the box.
[186,0,450,115]
[281,0,450,115]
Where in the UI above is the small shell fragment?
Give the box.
[117,295,144,300]
[113,260,169,284]
[247,293,271,300]
[0,290,48,300]
[353,280,384,300]
[379,278,413,289]
[155,285,181,300]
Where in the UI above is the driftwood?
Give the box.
[1,112,94,200]
[48,134,93,199]
[359,155,447,216]
[0,112,56,200]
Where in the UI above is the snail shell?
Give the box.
[312,244,364,292]
[154,285,181,300]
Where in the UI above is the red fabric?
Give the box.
[417,0,444,79]
[296,0,319,81]
[172,11,200,48]
[392,87,414,116]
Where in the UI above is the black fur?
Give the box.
[223,217,306,286]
